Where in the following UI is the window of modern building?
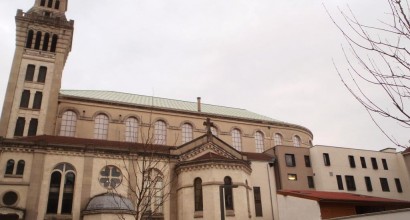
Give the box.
[304,155,311,167]
[323,153,331,166]
[14,117,25,136]
[194,178,203,212]
[231,129,242,151]
[285,154,296,167]
[60,111,77,137]
[360,157,367,168]
[307,176,315,188]
[287,174,297,181]
[50,34,58,52]
[42,33,50,51]
[254,131,264,153]
[154,120,167,145]
[26,30,34,48]
[34,31,42,50]
[274,133,282,146]
[20,90,30,108]
[94,114,109,140]
[348,155,356,168]
[28,118,38,136]
[364,176,372,192]
[253,187,263,217]
[382,159,388,170]
[293,135,301,147]
[181,123,193,144]
[125,117,138,142]
[380,178,390,192]
[371,157,378,169]
[395,178,403,193]
[38,66,47,83]
[25,64,35,81]
[345,175,356,191]
[16,160,25,175]
[224,176,234,210]
[336,175,344,190]
[5,159,15,175]
[46,163,76,214]
[33,92,42,109]
[210,126,218,136]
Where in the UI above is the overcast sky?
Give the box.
[0,0,407,151]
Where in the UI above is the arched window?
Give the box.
[33,91,43,109]
[125,117,138,142]
[224,176,234,210]
[42,33,50,51]
[38,66,47,83]
[28,118,38,136]
[47,0,53,8]
[154,120,166,145]
[5,159,15,175]
[25,64,35,81]
[50,34,58,52]
[274,133,282,146]
[143,169,164,214]
[19,90,30,108]
[40,0,46,6]
[16,160,25,175]
[231,129,242,151]
[46,163,76,214]
[94,114,109,139]
[55,0,60,9]
[34,31,42,50]
[194,178,203,211]
[255,131,264,153]
[293,135,301,147]
[14,117,25,136]
[181,123,193,144]
[26,30,34,48]
[60,111,77,137]
[211,126,218,137]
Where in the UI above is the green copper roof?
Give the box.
[60,90,281,122]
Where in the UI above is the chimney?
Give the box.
[197,97,201,112]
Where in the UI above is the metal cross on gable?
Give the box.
[203,117,214,136]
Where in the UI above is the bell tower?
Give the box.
[0,0,74,138]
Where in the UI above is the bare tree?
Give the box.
[327,0,410,148]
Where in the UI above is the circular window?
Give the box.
[3,191,18,206]
[98,165,123,189]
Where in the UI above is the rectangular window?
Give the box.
[304,155,311,167]
[348,155,356,168]
[307,176,314,188]
[20,90,30,108]
[364,176,373,192]
[382,159,388,170]
[14,117,26,136]
[336,175,344,190]
[287,174,297,181]
[285,154,296,167]
[323,153,331,166]
[371,157,378,169]
[25,64,35,81]
[37,66,47,83]
[253,187,263,217]
[360,157,367,168]
[395,178,403,193]
[380,178,390,192]
[33,92,43,109]
[28,118,38,136]
[345,175,356,191]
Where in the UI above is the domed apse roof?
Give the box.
[85,193,135,212]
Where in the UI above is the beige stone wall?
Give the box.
[56,100,313,152]
[310,145,410,201]
[277,194,321,220]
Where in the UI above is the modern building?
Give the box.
[0,1,409,220]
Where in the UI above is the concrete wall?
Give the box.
[277,194,321,220]
[330,208,410,220]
